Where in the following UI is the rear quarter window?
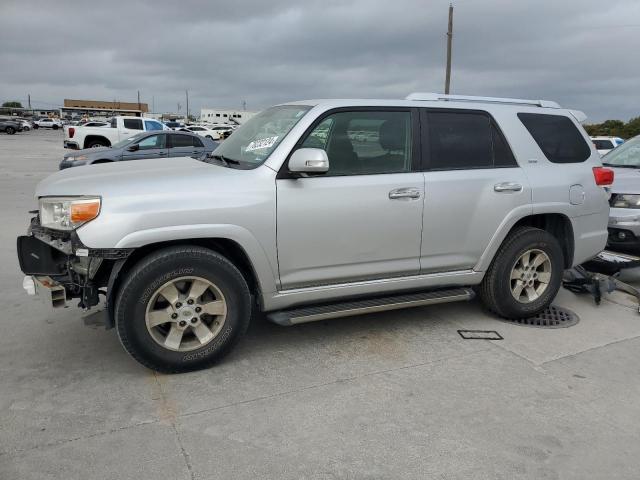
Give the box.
[518,113,590,163]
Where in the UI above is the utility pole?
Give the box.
[137,90,141,112]
[152,96,155,113]
[444,3,453,94]
[185,90,189,120]
[28,94,31,110]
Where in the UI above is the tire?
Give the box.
[87,140,108,148]
[33,124,39,129]
[53,124,59,130]
[6,127,15,135]
[115,246,252,373]
[478,227,563,319]
[206,135,213,140]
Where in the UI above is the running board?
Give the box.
[267,287,475,326]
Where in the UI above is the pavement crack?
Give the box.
[0,419,159,457]
[539,334,640,366]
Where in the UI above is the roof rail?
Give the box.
[405,92,561,109]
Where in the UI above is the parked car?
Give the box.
[0,118,23,134]
[18,93,611,373]
[63,116,168,149]
[591,136,624,156]
[601,135,640,251]
[164,121,185,130]
[16,119,32,131]
[34,118,63,130]
[180,124,232,140]
[59,131,218,169]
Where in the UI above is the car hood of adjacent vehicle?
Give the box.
[609,166,640,194]
[36,156,240,198]
[63,146,112,159]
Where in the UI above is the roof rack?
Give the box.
[405,92,561,109]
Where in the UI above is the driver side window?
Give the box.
[300,111,412,176]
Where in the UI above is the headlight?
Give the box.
[611,194,640,209]
[71,155,87,162]
[39,196,101,230]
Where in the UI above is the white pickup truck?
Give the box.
[63,116,167,149]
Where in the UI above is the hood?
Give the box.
[36,157,236,198]
[610,166,640,194]
[63,146,112,159]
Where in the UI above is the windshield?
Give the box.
[602,136,640,167]
[212,105,311,166]
[111,133,146,149]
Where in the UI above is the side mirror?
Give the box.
[127,144,139,152]
[288,148,329,174]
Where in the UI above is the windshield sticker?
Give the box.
[245,136,278,152]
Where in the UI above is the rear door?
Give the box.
[168,133,202,157]
[119,118,144,139]
[121,134,168,161]
[419,108,531,272]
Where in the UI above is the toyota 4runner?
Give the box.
[17,93,613,373]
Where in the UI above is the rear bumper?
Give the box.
[64,140,79,149]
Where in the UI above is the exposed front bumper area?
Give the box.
[17,216,133,311]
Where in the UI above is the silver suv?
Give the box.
[17,93,612,372]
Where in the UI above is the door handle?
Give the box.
[389,188,421,200]
[494,182,523,193]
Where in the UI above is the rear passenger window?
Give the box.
[427,111,516,170]
[518,113,590,163]
[171,134,193,148]
[123,119,143,130]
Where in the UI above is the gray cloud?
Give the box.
[1,0,639,122]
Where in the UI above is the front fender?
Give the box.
[89,224,278,295]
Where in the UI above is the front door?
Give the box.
[122,134,168,161]
[276,109,424,289]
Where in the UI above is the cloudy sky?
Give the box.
[1,0,639,122]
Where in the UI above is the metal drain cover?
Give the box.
[500,305,580,329]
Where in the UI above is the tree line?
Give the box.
[584,117,640,139]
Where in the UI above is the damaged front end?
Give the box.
[17,214,132,316]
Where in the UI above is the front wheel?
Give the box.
[5,127,15,135]
[115,246,251,373]
[479,227,564,319]
[53,124,59,130]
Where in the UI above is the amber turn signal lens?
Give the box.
[70,199,101,223]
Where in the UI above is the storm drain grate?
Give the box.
[500,305,580,329]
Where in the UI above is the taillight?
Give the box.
[593,166,614,186]
[69,127,75,138]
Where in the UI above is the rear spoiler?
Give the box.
[569,110,587,123]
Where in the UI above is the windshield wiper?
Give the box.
[602,162,639,168]
[210,154,241,167]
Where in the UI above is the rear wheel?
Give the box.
[5,127,15,135]
[115,246,251,373]
[53,124,59,130]
[479,227,563,319]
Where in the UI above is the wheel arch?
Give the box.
[83,135,111,148]
[105,237,266,328]
[477,213,575,272]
